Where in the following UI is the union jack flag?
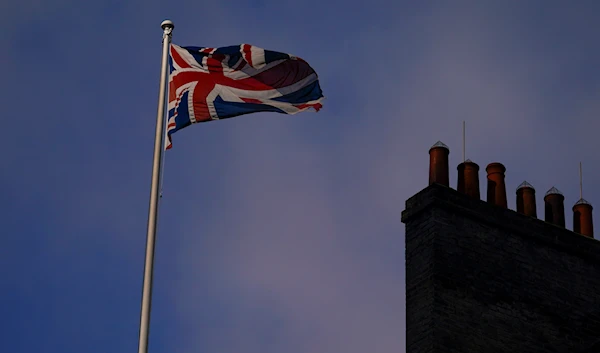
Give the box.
[166,43,324,149]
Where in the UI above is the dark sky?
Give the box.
[2,1,599,352]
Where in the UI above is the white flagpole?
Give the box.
[137,19,174,353]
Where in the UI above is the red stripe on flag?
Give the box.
[207,56,223,74]
[171,46,191,69]
[242,44,253,68]
[168,81,177,103]
[295,103,323,112]
[250,59,313,89]
[241,98,263,104]
[232,60,246,71]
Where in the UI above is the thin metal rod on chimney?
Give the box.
[580,162,583,200]
[462,121,466,163]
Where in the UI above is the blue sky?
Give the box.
[2,1,599,352]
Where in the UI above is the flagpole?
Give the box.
[137,19,174,353]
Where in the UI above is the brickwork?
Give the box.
[402,184,600,353]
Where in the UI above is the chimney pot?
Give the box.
[573,199,594,238]
[429,141,449,187]
[516,181,537,218]
[486,162,507,208]
[457,160,480,199]
[544,187,565,228]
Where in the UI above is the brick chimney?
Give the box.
[486,162,507,208]
[573,199,594,238]
[544,187,565,228]
[457,159,480,199]
[429,141,449,187]
[516,181,537,218]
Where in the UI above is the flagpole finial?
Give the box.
[161,19,174,30]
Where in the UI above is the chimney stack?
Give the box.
[457,159,480,199]
[429,141,449,187]
[516,181,537,218]
[486,162,507,208]
[573,199,594,238]
[544,187,565,228]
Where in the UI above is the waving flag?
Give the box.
[166,43,324,149]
